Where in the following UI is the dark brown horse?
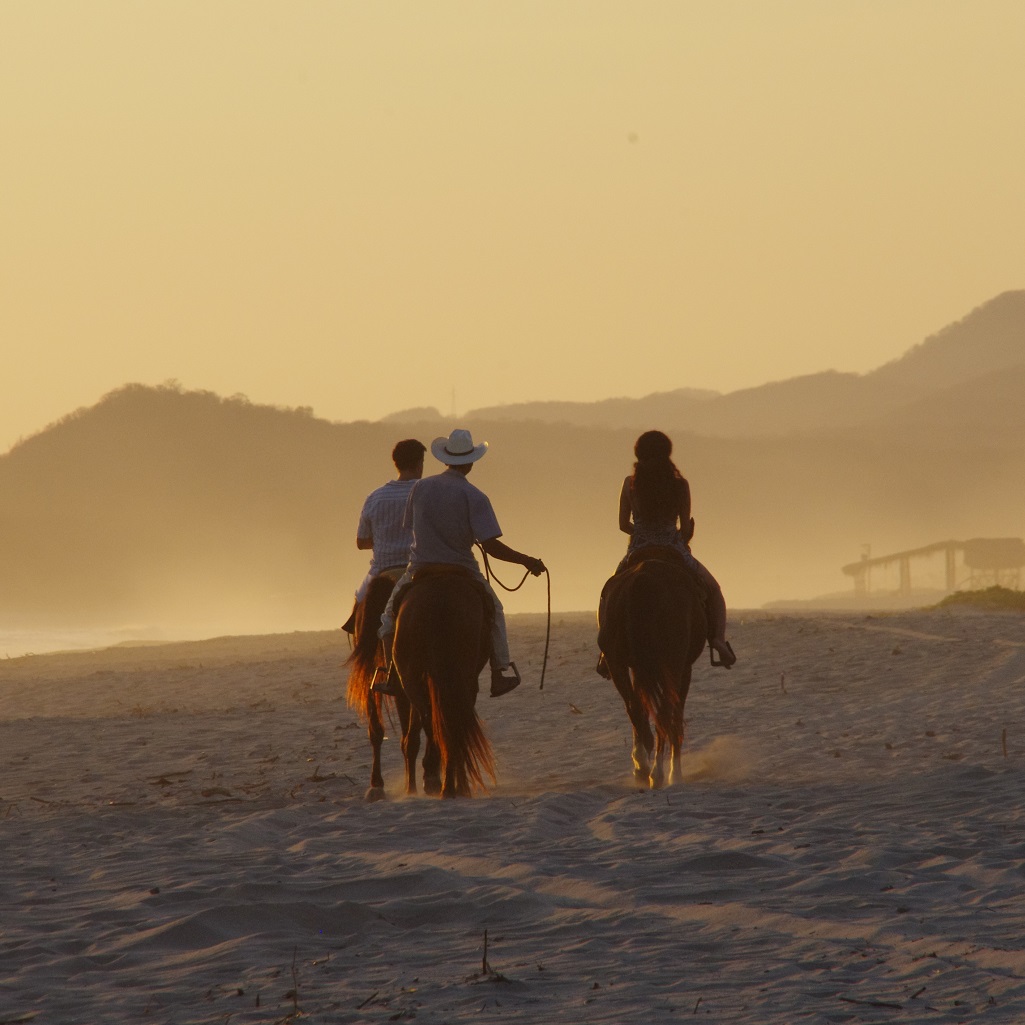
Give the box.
[597,551,707,788]
[393,569,495,798]
[344,572,413,801]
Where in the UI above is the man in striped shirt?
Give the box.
[341,438,426,634]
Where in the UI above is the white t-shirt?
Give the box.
[405,469,502,572]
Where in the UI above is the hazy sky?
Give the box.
[3,1,1024,452]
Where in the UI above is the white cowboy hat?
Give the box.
[431,428,489,465]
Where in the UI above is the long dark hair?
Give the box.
[631,430,682,522]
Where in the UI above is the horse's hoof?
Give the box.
[423,780,442,797]
[364,786,386,803]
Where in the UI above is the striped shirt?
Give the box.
[357,478,418,575]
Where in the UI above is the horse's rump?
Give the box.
[599,558,703,659]
[599,557,706,748]
[396,564,496,638]
[394,574,494,794]
[623,544,711,603]
[398,572,492,686]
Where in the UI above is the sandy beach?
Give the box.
[3,607,1025,1023]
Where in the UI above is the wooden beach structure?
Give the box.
[842,538,1025,597]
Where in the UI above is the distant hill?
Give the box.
[381,406,445,423]
[1,294,1023,634]
[868,290,1025,395]
[855,365,1025,449]
[462,388,719,431]
[463,291,1025,439]
[0,385,379,632]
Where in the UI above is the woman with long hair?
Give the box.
[598,429,735,673]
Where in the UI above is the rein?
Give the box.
[479,546,552,691]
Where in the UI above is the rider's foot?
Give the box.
[595,653,612,679]
[490,661,521,697]
[371,662,403,696]
[709,640,737,669]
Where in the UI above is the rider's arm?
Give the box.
[618,476,633,535]
[356,498,374,549]
[480,536,545,575]
[677,477,694,542]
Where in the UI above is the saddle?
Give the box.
[613,545,709,605]
[623,544,688,570]
[411,563,479,583]
[395,564,495,628]
[342,566,407,634]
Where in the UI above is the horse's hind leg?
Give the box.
[667,713,685,787]
[650,735,668,790]
[668,672,691,786]
[668,743,683,786]
[402,708,422,796]
[422,723,443,796]
[365,696,387,802]
[441,752,472,799]
[442,762,458,799]
[632,724,654,782]
[612,667,653,781]
[441,747,472,799]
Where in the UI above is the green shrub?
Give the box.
[934,586,1025,612]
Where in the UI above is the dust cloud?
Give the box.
[677,735,759,783]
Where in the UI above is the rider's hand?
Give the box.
[527,557,546,576]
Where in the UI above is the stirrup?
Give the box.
[341,604,358,635]
[371,663,402,697]
[490,661,521,697]
[595,653,612,680]
[709,641,736,669]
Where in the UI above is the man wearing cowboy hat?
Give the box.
[374,428,545,697]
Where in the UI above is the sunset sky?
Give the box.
[3,1,1023,452]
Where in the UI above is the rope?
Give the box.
[539,566,551,690]
[479,547,552,691]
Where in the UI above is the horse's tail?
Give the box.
[628,570,686,749]
[634,662,686,750]
[344,575,396,714]
[421,577,495,794]
[426,670,496,795]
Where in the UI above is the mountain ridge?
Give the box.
[1,293,1022,631]
[457,291,1025,438]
